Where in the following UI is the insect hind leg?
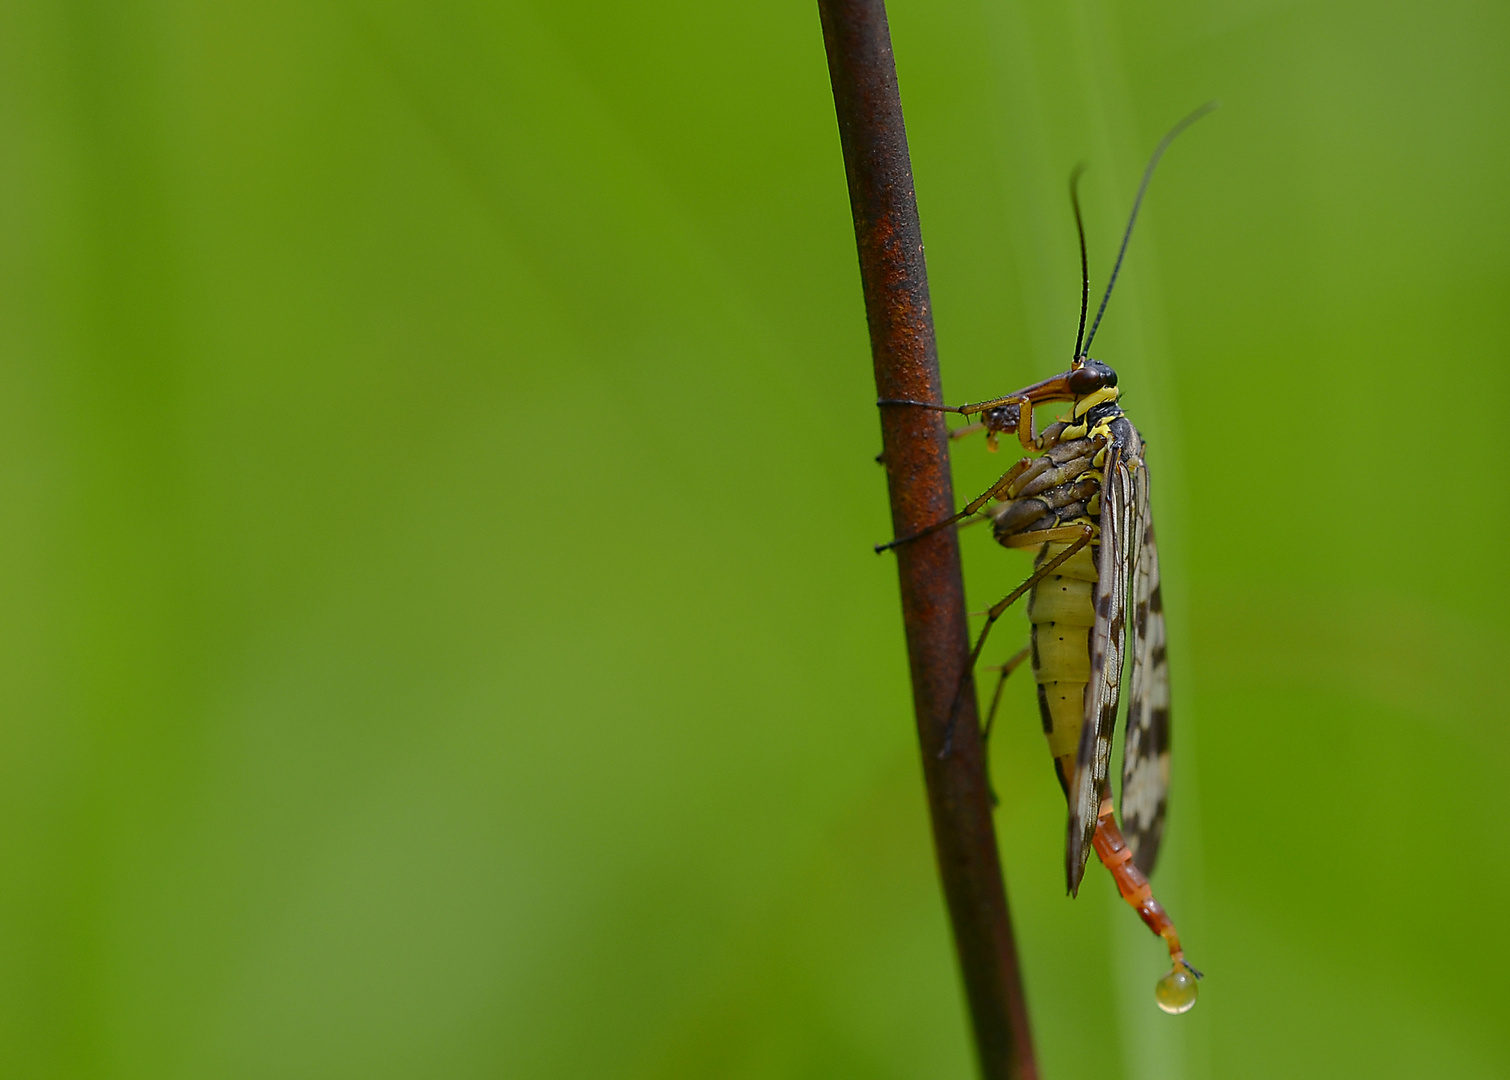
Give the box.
[980,645,1030,806]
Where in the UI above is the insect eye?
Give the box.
[1067,366,1107,395]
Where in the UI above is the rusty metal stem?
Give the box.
[816,2,1038,1077]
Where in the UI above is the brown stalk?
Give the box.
[816,2,1038,1077]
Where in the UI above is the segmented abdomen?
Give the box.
[1028,541,1098,793]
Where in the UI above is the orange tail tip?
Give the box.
[1090,796,1203,1012]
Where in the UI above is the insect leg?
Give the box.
[1014,398,1039,451]
[877,392,1031,416]
[940,524,1094,755]
[875,456,1035,553]
[980,645,1030,806]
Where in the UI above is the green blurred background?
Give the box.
[2,0,1506,1076]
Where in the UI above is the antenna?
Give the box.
[1070,163,1090,360]
[1082,101,1218,356]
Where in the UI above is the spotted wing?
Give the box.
[1121,461,1170,876]
[1065,445,1134,896]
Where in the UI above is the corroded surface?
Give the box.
[817,2,1036,1076]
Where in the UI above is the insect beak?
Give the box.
[1018,370,1079,405]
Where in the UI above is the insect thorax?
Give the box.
[988,390,1129,548]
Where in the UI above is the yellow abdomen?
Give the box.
[1029,541,1098,791]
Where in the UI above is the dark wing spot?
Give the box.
[1075,732,1096,768]
[1151,706,1171,746]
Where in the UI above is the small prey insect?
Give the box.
[877,104,1215,1013]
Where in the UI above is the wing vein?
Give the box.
[1066,445,1133,893]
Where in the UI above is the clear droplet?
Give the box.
[1154,965,1199,1014]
